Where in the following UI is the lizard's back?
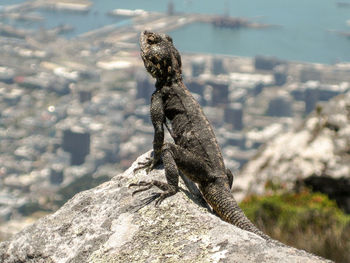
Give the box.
[162,82,225,172]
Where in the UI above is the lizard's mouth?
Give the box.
[139,30,159,77]
[139,31,147,54]
[139,31,149,64]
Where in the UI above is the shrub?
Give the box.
[240,189,350,263]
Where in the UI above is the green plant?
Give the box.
[240,190,350,263]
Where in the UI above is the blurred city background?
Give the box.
[0,1,350,261]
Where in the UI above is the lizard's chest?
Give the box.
[161,86,186,121]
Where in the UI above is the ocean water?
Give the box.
[1,0,350,64]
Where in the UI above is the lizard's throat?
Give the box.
[156,74,182,88]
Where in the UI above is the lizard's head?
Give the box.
[140,30,182,84]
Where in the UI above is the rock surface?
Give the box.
[0,152,330,263]
[235,92,350,212]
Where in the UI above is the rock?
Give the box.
[235,92,350,213]
[0,152,330,263]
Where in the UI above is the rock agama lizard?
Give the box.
[130,30,273,242]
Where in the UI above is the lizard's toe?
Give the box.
[132,192,161,212]
[154,190,177,206]
[133,157,153,173]
[129,181,150,188]
[129,181,154,196]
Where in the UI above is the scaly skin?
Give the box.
[130,30,275,242]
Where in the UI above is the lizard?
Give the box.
[130,30,273,242]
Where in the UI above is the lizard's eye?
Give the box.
[147,37,156,45]
[147,35,161,45]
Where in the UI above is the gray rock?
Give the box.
[235,92,350,212]
[0,152,330,263]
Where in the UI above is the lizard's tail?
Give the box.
[201,182,272,241]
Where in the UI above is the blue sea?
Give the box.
[1,0,350,64]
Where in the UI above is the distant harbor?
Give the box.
[0,0,92,13]
[211,16,278,29]
[0,0,350,63]
[107,8,276,33]
[0,12,44,22]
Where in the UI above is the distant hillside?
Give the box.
[234,91,350,213]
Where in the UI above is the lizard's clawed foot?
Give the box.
[131,192,161,212]
[132,191,176,211]
[129,180,178,210]
[133,157,160,173]
[129,181,153,196]
[153,191,176,206]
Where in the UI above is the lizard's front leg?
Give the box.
[130,143,180,207]
[134,90,165,173]
[130,143,210,208]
